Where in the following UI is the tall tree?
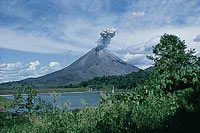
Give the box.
[148,34,200,92]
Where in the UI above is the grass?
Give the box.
[0,96,12,107]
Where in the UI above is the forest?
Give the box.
[63,69,150,90]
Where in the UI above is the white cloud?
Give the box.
[27,61,40,71]
[132,11,145,17]
[49,62,61,70]
[193,35,200,42]
[39,66,50,75]
[122,36,160,54]
[111,26,200,52]
[0,61,40,83]
[39,61,62,76]
[124,53,153,69]
[0,62,24,72]
[0,61,63,83]
[111,36,160,69]
[0,28,88,54]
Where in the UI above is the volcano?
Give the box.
[0,28,140,89]
[22,48,140,88]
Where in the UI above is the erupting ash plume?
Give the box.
[96,28,116,51]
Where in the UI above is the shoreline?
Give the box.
[0,91,103,96]
[0,88,89,95]
[0,90,107,96]
[0,94,13,97]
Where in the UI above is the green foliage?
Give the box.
[0,112,30,132]
[1,88,200,133]
[0,90,177,132]
[147,34,200,92]
[11,87,37,114]
[132,93,179,131]
[0,96,12,107]
[10,87,51,115]
[80,81,88,88]
[78,70,149,90]
[177,88,200,112]
[0,81,34,90]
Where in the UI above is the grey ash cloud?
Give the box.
[96,28,116,51]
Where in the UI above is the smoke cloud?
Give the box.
[96,28,116,51]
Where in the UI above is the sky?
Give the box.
[0,0,200,83]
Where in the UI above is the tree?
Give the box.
[80,81,88,88]
[11,87,47,116]
[148,34,200,92]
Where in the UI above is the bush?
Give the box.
[131,92,179,132]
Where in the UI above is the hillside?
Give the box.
[76,70,149,90]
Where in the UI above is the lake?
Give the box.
[2,92,100,110]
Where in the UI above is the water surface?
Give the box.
[3,92,100,109]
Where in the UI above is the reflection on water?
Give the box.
[3,92,100,110]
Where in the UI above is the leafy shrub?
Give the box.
[131,92,179,132]
[11,87,38,115]
[10,87,53,116]
[2,88,200,133]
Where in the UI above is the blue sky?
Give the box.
[0,0,200,83]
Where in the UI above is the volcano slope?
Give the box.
[20,48,140,88]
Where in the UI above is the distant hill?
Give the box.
[0,48,140,89]
[76,70,149,90]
